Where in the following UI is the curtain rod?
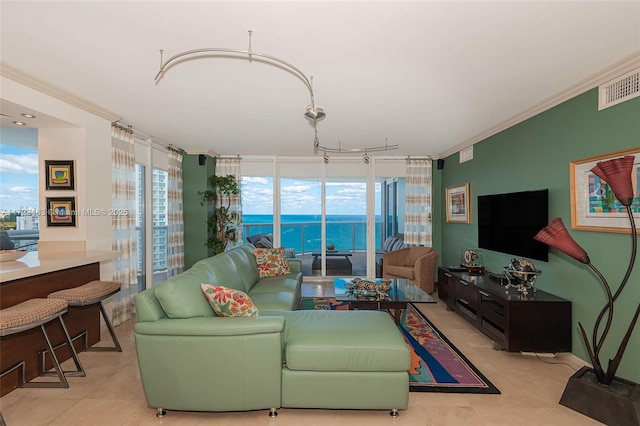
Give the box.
[111,121,133,134]
[167,145,182,154]
[112,120,181,151]
[215,155,243,160]
[405,155,433,161]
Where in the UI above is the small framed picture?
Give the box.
[45,160,75,190]
[570,147,640,233]
[446,183,470,224]
[46,197,77,227]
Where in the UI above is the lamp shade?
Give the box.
[590,155,635,207]
[534,217,590,264]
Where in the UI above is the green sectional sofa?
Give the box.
[134,244,410,418]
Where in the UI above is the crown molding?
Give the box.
[0,61,121,122]
[438,51,640,160]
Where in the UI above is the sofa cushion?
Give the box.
[383,236,398,252]
[246,233,265,245]
[201,284,259,317]
[282,310,410,372]
[254,247,291,278]
[155,270,216,319]
[391,238,406,252]
[198,252,250,293]
[250,275,300,294]
[226,245,261,292]
[257,237,273,248]
[249,291,298,311]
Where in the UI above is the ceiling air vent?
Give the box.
[598,68,640,111]
[459,146,473,163]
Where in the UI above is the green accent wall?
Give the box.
[182,154,216,269]
[432,162,444,260]
[439,89,640,382]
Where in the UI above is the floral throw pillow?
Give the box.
[200,284,259,317]
[254,247,291,278]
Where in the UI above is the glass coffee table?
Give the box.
[333,277,436,324]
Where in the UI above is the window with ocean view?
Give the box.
[242,176,274,239]
[280,177,322,255]
[241,158,407,278]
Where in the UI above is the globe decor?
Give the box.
[503,258,540,296]
[534,155,639,426]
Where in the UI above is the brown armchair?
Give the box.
[382,246,439,294]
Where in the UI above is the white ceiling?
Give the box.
[1,1,639,158]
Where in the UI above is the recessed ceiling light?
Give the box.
[21,113,36,118]
[12,121,27,126]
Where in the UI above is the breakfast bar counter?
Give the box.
[0,250,120,396]
[0,250,119,284]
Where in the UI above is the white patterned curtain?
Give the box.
[167,148,185,277]
[216,157,243,249]
[404,158,433,246]
[111,124,138,326]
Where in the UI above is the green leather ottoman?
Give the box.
[280,310,410,417]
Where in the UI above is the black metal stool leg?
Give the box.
[22,324,69,388]
[39,316,86,378]
[84,302,122,352]
[58,316,86,376]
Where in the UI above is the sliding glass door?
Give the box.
[324,177,368,276]
[242,176,274,240]
[279,177,322,261]
[241,157,409,279]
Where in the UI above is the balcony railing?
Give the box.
[136,225,168,288]
[4,229,39,251]
[243,220,383,254]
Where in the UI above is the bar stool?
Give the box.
[48,280,122,352]
[0,298,85,388]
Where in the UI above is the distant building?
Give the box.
[152,169,168,271]
[16,214,39,230]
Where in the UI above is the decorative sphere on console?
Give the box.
[507,258,538,282]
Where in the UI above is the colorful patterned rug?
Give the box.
[301,298,500,394]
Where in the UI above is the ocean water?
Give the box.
[243,214,382,253]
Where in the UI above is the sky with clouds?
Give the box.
[0,139,382,216]
[242,176,381,216]
[0,144,39,212]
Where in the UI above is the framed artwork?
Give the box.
[446,183,470,223]
[45,160,75,190]
[570,147,640,233]
[46,197,77,227]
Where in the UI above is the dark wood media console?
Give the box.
[438,267,572,353]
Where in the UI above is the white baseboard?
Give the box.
[520,351,557,358]
[520,351,590,369]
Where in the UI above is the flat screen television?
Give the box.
[477,189,549,262]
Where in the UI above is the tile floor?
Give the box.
[0,282,603,425]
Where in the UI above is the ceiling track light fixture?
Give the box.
[154,31,323,135]
[154,31,399,156]
[315,137,399,155]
